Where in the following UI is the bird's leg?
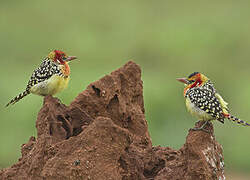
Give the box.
[190,120,210,133]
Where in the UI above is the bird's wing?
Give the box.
[26,59,61,90]
[188,88,225,123]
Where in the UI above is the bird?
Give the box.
[6,50,77,107]
[177,72,250,132]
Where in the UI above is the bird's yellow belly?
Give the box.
[30,75,69,96]
[185,98,213,121]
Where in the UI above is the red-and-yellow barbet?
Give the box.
[177,72,250,132]
[6,50,77,107]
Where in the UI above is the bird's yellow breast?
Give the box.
[30,75,69,96]
[47,75,69,95]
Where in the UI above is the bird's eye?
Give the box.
[62,55,67,60]
[189,80,195,84]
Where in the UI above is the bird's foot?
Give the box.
[190,121,211,133]
[190,127,210,133]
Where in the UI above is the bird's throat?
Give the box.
[183,79,202,96]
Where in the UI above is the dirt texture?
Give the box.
[0,61,225,180]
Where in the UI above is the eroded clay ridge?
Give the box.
[0,61,225,180]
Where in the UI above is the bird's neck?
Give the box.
[183,80,209,97]
[61,63,70,77]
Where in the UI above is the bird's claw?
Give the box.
[190,127,210,133]
[190,121,211,133]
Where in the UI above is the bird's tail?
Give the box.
[224,113,250,126]
[6,90,30,107]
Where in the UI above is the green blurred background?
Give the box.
[1,0,250,178]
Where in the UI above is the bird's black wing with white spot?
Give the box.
[26,59,61,91]
[186,88,225,123]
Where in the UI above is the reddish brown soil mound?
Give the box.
[0,61,225,180]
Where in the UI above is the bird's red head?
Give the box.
[48,50,77,64]
[177,72,209,95]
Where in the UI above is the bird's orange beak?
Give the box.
[176,78,189,84]
[65,56,77,62]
